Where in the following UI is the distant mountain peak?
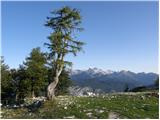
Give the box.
[70,68,158,93]
[71,67,113,76]
[87,67,113,75]
[71,68,157,76]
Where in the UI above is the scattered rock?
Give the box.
[108,112,120,119]
[83,109,87,112]
[99,110,104,113]
[141,96,145,100]
[86,112,92,118]
[68,86,104,96]
[32,96,47,102]
[20,104,24,107]
[13,105,19,108]
[63,115,75,119]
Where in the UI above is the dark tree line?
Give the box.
[1,47,72,104]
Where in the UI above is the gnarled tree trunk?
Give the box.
[47,65,63,100]
[47,77,59,100]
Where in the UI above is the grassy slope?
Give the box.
[1,92,159,119]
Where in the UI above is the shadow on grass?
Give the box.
[26,100,43,112]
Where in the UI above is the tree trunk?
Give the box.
[47,65,63,100]
[47,76,59,100]
[31,80,35,98]
[32,90,35,98]
[15,93,19,102]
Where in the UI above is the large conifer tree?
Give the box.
[45,6,84,99]
[24,47,47,98]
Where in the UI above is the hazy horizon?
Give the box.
[2,1,158,73]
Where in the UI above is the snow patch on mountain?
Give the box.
[71,67,114,76]
[69,67,158,93]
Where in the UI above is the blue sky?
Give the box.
[2,1,158,73]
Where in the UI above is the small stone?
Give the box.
[108,112,119,119]
[63,115,75,119]
[20,104,24,107]
[99,110,104,113]
[13,105,18,108]
[86,112,92,117]
[141,96,145,100]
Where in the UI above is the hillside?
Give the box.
[1,91,159,119]
[70,68,158,92]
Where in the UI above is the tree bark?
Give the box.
[47,65,63,100]
[15,93,19,102]
[47,76,59,100]
[32,90,35,98]
[31,81,35,98]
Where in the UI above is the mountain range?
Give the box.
[70,67,158,93]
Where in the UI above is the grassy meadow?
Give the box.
[1,91,159,119]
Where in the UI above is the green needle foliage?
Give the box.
[45,6,84,98]
[10,66,31,101]
[1,57,13,103]
[45,6,84,68]
[24,47,47,97]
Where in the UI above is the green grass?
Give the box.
[1,92,159,119]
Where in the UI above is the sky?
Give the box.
[2,1,158,73]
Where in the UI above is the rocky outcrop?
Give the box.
[68,86,104,96]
